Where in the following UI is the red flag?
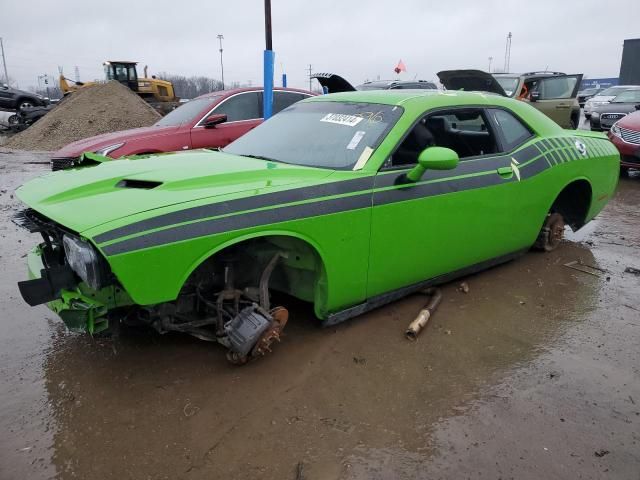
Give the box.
[394,59,407,74]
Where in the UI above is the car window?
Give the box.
[598,86,628,97]
[537,76,578,100]
[610,90,640,103]
[488,109,533,151]
[212,92,261,122]
[273,91,311,115]
[389,108,498,167]
[155,97,217,127]
[494,76,520,97]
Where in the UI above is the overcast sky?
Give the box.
[2,0,639,92]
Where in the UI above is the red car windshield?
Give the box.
[154,97,220,127]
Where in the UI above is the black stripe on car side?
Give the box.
[100,141,554,256]
[102,193,372,256]
[95,176,376,244]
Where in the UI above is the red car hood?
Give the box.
[618,111,640,130]
[53,125,179,158]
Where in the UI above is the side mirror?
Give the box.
[635,104,640,111]
[406,147,459,182]
[530,91,540,102]
[203,113,227,128]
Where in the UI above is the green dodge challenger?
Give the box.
[14,90,619,363]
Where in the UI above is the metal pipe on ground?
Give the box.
[405,288,442,341]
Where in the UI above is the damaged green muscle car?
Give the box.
[14,90,619,363]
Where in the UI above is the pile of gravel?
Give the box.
[5,81,161,151]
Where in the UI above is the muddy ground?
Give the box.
[0,149,639,480]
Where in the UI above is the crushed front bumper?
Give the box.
[20,247,131,334]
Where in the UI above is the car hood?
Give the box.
[437,70,507,96]
[617,110,640,129]
[310,73,357,93]
[16,149,334,235]
[587,95,615,104]
[593,103,639,114]
[53,125,179,158]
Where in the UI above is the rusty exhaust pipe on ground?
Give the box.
[405,288,442,341]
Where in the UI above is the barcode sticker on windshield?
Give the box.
[320,113,363,127]
[346,131,366,150]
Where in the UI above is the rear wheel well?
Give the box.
[185,235,328,313]
[550,179,592,230]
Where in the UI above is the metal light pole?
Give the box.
[488,56,493,73]
[263,0,274,119]
[503,32,512,73]
[217,34,225,90]
[0,37,9,84]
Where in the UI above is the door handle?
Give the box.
[555,104,570,109]
[496,166,513,177]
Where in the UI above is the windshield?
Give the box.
[597,86,629,97]
[224,101,404,170]
[581,88,599,95]
[494,76,519,97]
[154,97,218,127]
[611,90,640,103]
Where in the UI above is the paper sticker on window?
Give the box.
[353,146,373,171]
[320,113,364,127]
[347,131,366,150]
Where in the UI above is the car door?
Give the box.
[530,74,583,128]
[366,107,533,298]
[190,91,262,149]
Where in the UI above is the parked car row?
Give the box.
[588,87,640,131]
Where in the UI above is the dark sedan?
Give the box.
[0,83,48,111]
[590,87,640,131]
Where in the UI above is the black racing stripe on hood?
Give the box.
[94,176,375,244]
[102,193,372,256]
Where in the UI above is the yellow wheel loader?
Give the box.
[59,61,179,113]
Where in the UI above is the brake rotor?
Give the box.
[251,306,289,357]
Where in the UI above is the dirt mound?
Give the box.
[5,81,161,151]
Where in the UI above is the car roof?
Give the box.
[304,89,507,107]
[196,87,313,100]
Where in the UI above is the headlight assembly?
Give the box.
[610,123,622,138]
[94,142,125,157]
[63,235,109,290]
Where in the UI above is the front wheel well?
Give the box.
[184,235,328,314]
[550,179,592,230]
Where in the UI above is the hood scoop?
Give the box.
[116,179,163,190]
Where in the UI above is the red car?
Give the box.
[51,87,314,170]
[608,108,640,173]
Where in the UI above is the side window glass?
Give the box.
[272,92,309,115]
[213,92,261,121]
[489,109,533,151]
[537,76,578,100]
[390,109,498,167]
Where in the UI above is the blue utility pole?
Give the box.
[263,0,274,119]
